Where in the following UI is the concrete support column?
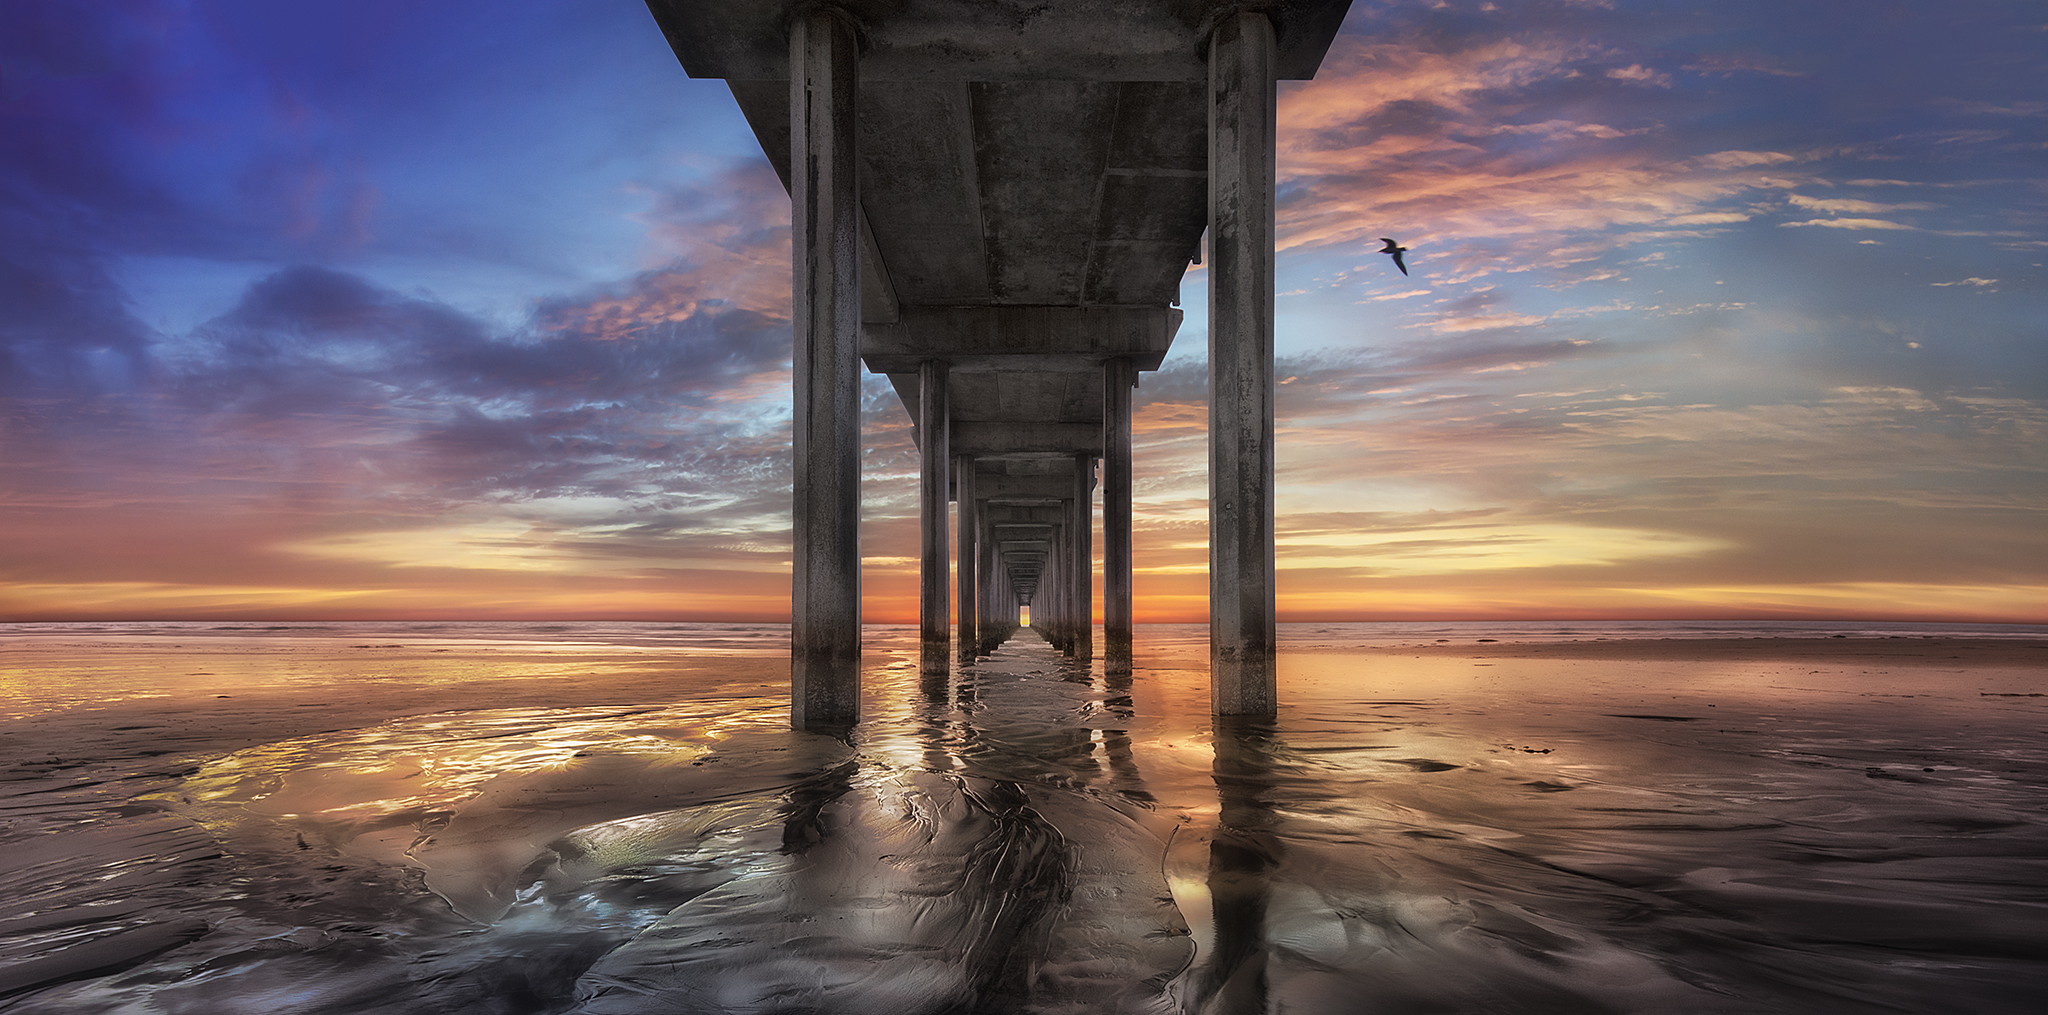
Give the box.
[955,455,976,660]
[789,8,863,728]
[1043,522,1063,648]
[1208,11,1278,716]
[996,557,1009,635]
[1055,518,1073,651]
[918,359,951,673]
[1103,359,1136,671]
[1002,569,1017,636]
[1072,454,1095,660]
[978,509,998,652]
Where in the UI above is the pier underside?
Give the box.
[644,0,1351,724]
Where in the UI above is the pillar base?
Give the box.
[791,652,860,729]
[1106,632,1133,673]
[1211,647,1277,717]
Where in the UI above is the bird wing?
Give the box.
[1391,250,1408,275]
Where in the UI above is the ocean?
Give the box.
[3,621,2044,1012]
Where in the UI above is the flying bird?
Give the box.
[1378,238,1410,276]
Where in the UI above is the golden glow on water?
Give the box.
[0,632,792,721]
[5,626,2045,1013]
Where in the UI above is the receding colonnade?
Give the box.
[645,0,1350,727]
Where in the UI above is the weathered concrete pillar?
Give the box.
[789,7,863,728]
[1042,521,1063,648]
[1050,521,1069,649]
[1208,11,1278,716]
[978,506,999,652]
[1103,359,1135,671]
[1055,517,1074,652]
[1072,454,1095,660]
[1002,568,1017,636]
[918,359,950,673]
[955,454,976,660]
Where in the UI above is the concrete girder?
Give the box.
[949,422,1103,458]
[648,1,1352,83]
[863,306,1181,373]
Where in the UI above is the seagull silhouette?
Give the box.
[1379,238,1410,276]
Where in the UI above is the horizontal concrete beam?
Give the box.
[863,305,1181,372]
[649,1,1352,83]
[970,473,1091,501]
[952,421,1102,456]
[980,458,1089,477]
[984,504,1067,523]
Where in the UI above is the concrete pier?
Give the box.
[918,359,951,672]
[786,8,862,728]
[1071,453,1095,659]
[1046,517,1069,651]
[1207,12,1280,717]
[955,453,977,661]
[645,0,1349,721]
[978,508,1000,652]
[1103,359,1135,670]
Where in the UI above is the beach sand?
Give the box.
[3,629,2044,1012]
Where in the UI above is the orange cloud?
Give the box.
[549,164,793,343]
[1272,36,1823,272]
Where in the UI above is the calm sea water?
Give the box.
[5,618,2044,649]
[3,621,2044,1013]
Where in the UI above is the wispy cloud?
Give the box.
[1779,217,1917,230]
[1605,64,1672,87]
[1786,194,1938,215]
[1,151,809,619]
[1274,35,1826,277]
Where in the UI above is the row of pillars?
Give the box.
[919,359,1117,674]
[789,9,1278,727]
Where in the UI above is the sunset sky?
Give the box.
[3,0,2043,624]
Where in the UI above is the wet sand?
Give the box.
[1358,635,2048,666]
[3,630,2044,1012]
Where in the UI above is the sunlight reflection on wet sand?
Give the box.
[1,626,2043,1012]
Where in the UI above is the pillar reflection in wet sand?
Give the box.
[1188,717,1282,1013]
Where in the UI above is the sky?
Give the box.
[2,0,2043,625]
